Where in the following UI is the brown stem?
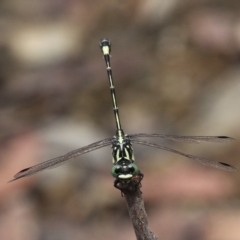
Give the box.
[115,174,158,240]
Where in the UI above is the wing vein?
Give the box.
[9,138,113,182]
[129,134,235,143]
[131,139,237,171]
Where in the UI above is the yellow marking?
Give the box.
[119,174,133,179]
[102,46,110,55]
[116,149,121,161]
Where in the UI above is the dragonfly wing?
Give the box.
[9,138,113,182]
[131,139,237,171]
[129,133,235,143]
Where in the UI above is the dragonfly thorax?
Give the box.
[112,134,135,164]
[111,132,138,180]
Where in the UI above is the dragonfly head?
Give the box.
[111,159,139,180]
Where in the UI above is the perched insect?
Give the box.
[9,39,237,187]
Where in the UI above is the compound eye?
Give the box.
[127,163,139,176]
[111,164,121,178]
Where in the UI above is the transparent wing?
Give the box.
[9,138,113,182]
[129,133,235,143]
[131,139,237,171]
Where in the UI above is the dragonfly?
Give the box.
[9,38,237,186]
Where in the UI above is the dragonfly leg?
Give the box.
[114,172,144,196]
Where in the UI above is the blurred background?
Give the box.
[0,0,240,239]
